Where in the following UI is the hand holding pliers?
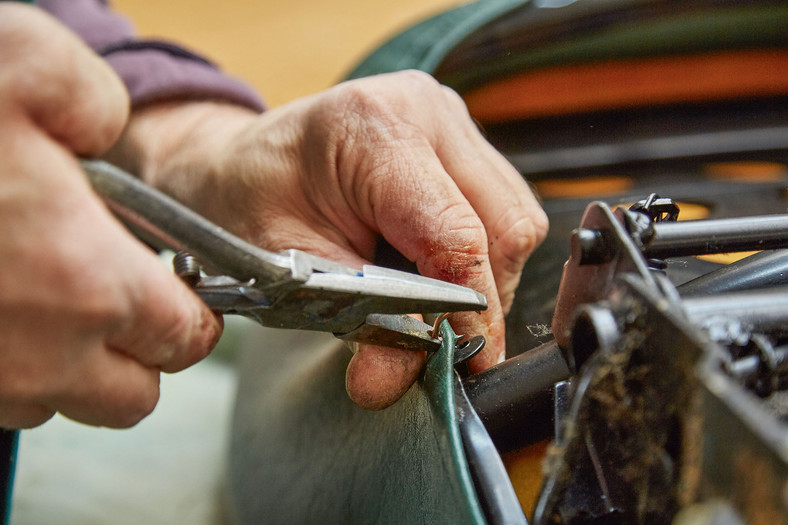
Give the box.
[82,160,487,353]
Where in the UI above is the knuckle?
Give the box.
[0,4,127,153]
[417,204,491,281]
[322,71,452,184]
[146,311,192,371]
[393,69,443,92]
[331,70,442,126]
[446,223,489,259]
[531,205,550,243]
[440,84,470,111]
[331,81,399,129]
[493,208,548,270]
[436,203,489,254]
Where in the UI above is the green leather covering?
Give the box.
[228,324,485,524]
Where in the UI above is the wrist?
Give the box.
[103,100,259,189]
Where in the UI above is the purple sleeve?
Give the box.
[36,0,265,111]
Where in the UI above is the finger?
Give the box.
[377,163,505,370]
[345,345,426,411]
[323,72,532,372]
[105,242,224,374]
[2,128,223,377]
[0,4,129,154]
[242,209,376,271]
[250,213,429,411]
[54,344,162,428]
[255,221,426,410]
[51,154,225,374]
[339,135,506,370]
[430,86,549,314]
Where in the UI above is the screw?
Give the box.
[173,251,201,287]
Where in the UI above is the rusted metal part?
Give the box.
[530,193,788,524]
[551,201,656,367]
[535,261,788,523]
[536,275,717,524]
[698,354,788,525]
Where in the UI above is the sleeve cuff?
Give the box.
[104,45,266,112]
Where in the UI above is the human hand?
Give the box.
[0,5,222,429]
[109,70,548,410]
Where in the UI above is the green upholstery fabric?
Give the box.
[228,325,485,524]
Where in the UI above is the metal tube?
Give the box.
[643,215,788,259]
[679,250,788,296]
[462,340,570,452]
[683,287,788,332]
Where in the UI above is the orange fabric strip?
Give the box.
[463,50,788,123]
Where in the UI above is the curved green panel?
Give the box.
[228,324,485,524]
[347,0,788,96]
[346,0,531,80]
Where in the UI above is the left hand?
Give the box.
[106,70,548,410]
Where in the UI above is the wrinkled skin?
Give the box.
[109,73,548,410]
[0,5,222,428]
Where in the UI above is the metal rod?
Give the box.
[462,340,570,452]
[643,214,788,259]
[679,250,788,296]
[683,286,788,333]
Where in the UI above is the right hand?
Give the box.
[0,4,222,429]
[106,72,548,411]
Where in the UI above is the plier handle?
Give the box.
[82,160,487,352]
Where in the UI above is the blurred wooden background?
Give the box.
[113,0,465,107]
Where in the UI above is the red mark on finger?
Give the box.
[417,240,486,284]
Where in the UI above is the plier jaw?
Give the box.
[335,314,443,352]
[83,160,487,353]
